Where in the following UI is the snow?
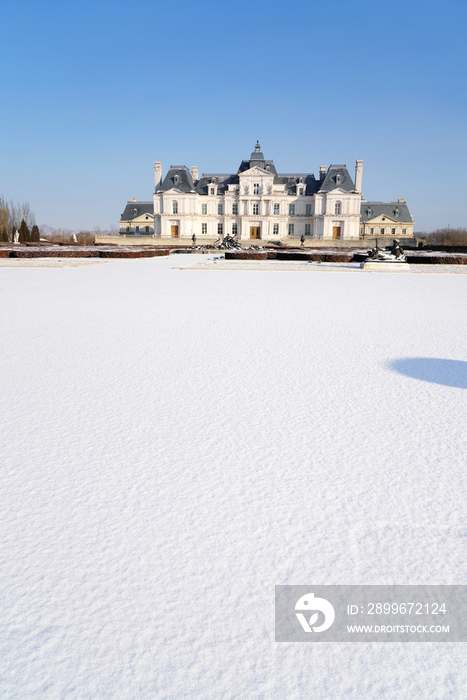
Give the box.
[1,254,466,699]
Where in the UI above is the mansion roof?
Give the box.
[121,201,154,221]
[155,144,357,197]
[360,201,412,222]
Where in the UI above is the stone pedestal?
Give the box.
[360,261,410,271]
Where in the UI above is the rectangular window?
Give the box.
[136,226,139,232]
[218,203,223,215]
[145,226,149,233]
[218,223,223,236]
[402,228,407,234]
[306,204,311,216]
[202,203,207,215]
[253,183,260,194]
[253,203,259,215]
[380,228,385,235]
[273,223,279,235]
[299,187,304,196]
[210,187,215,195]
[274,203,280,215]
[391,228,396,235]
[359,228,363,236]
[289,204,295,216]
[370,228,374,235]
[232,203,238,215]
[232,223,237,237]
[288,224,294,236]
[202,223,207,234]
[305,224,311,235]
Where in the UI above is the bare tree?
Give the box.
[428,228,467,247]
[0,196,36,238]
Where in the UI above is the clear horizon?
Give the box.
[1,0,466,232]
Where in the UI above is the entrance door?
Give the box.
[250,226,261,239]
[171,225,179,238]
[332,226,341,239]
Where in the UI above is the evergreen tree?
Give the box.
[31,224,40,242]
[18,218,30,243]
[0,228,8,242]
[0,207,8,233]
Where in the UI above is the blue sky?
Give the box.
[1,0,466,231]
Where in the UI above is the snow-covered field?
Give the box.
[1,254,466,699]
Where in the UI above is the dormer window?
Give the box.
[253,183,260,194]
[335,172,341,185]
[210,187,215,195]
[131,208,137,215]
[299,187,304,196]
[174,175,179,187]
[366,208,372,216]
[394,208,399,217]
[265,165,270,172]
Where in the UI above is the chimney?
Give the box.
[319,165,326,180]
[154,161,162,190]
[355,160,363,193]
[192,166,199,181]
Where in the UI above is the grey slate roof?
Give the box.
[360,201,412,222]
[195,174,238,196]
[155,150,355,198]
[318,165,356,193]
[121,201,154,221]
[158,166,196,193]
[275,174,321,195]
[237,159,278,175]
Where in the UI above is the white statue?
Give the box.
[14,230,19,244]
[72,233,78,243]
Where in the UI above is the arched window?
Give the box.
[172,201,178,214]
[334,201,341,215]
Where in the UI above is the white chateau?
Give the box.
[119,143,414,243]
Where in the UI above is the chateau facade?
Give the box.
[120,143,414,242]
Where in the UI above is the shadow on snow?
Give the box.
[387,357,467,389]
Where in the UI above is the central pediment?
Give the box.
[239,166,274,179]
